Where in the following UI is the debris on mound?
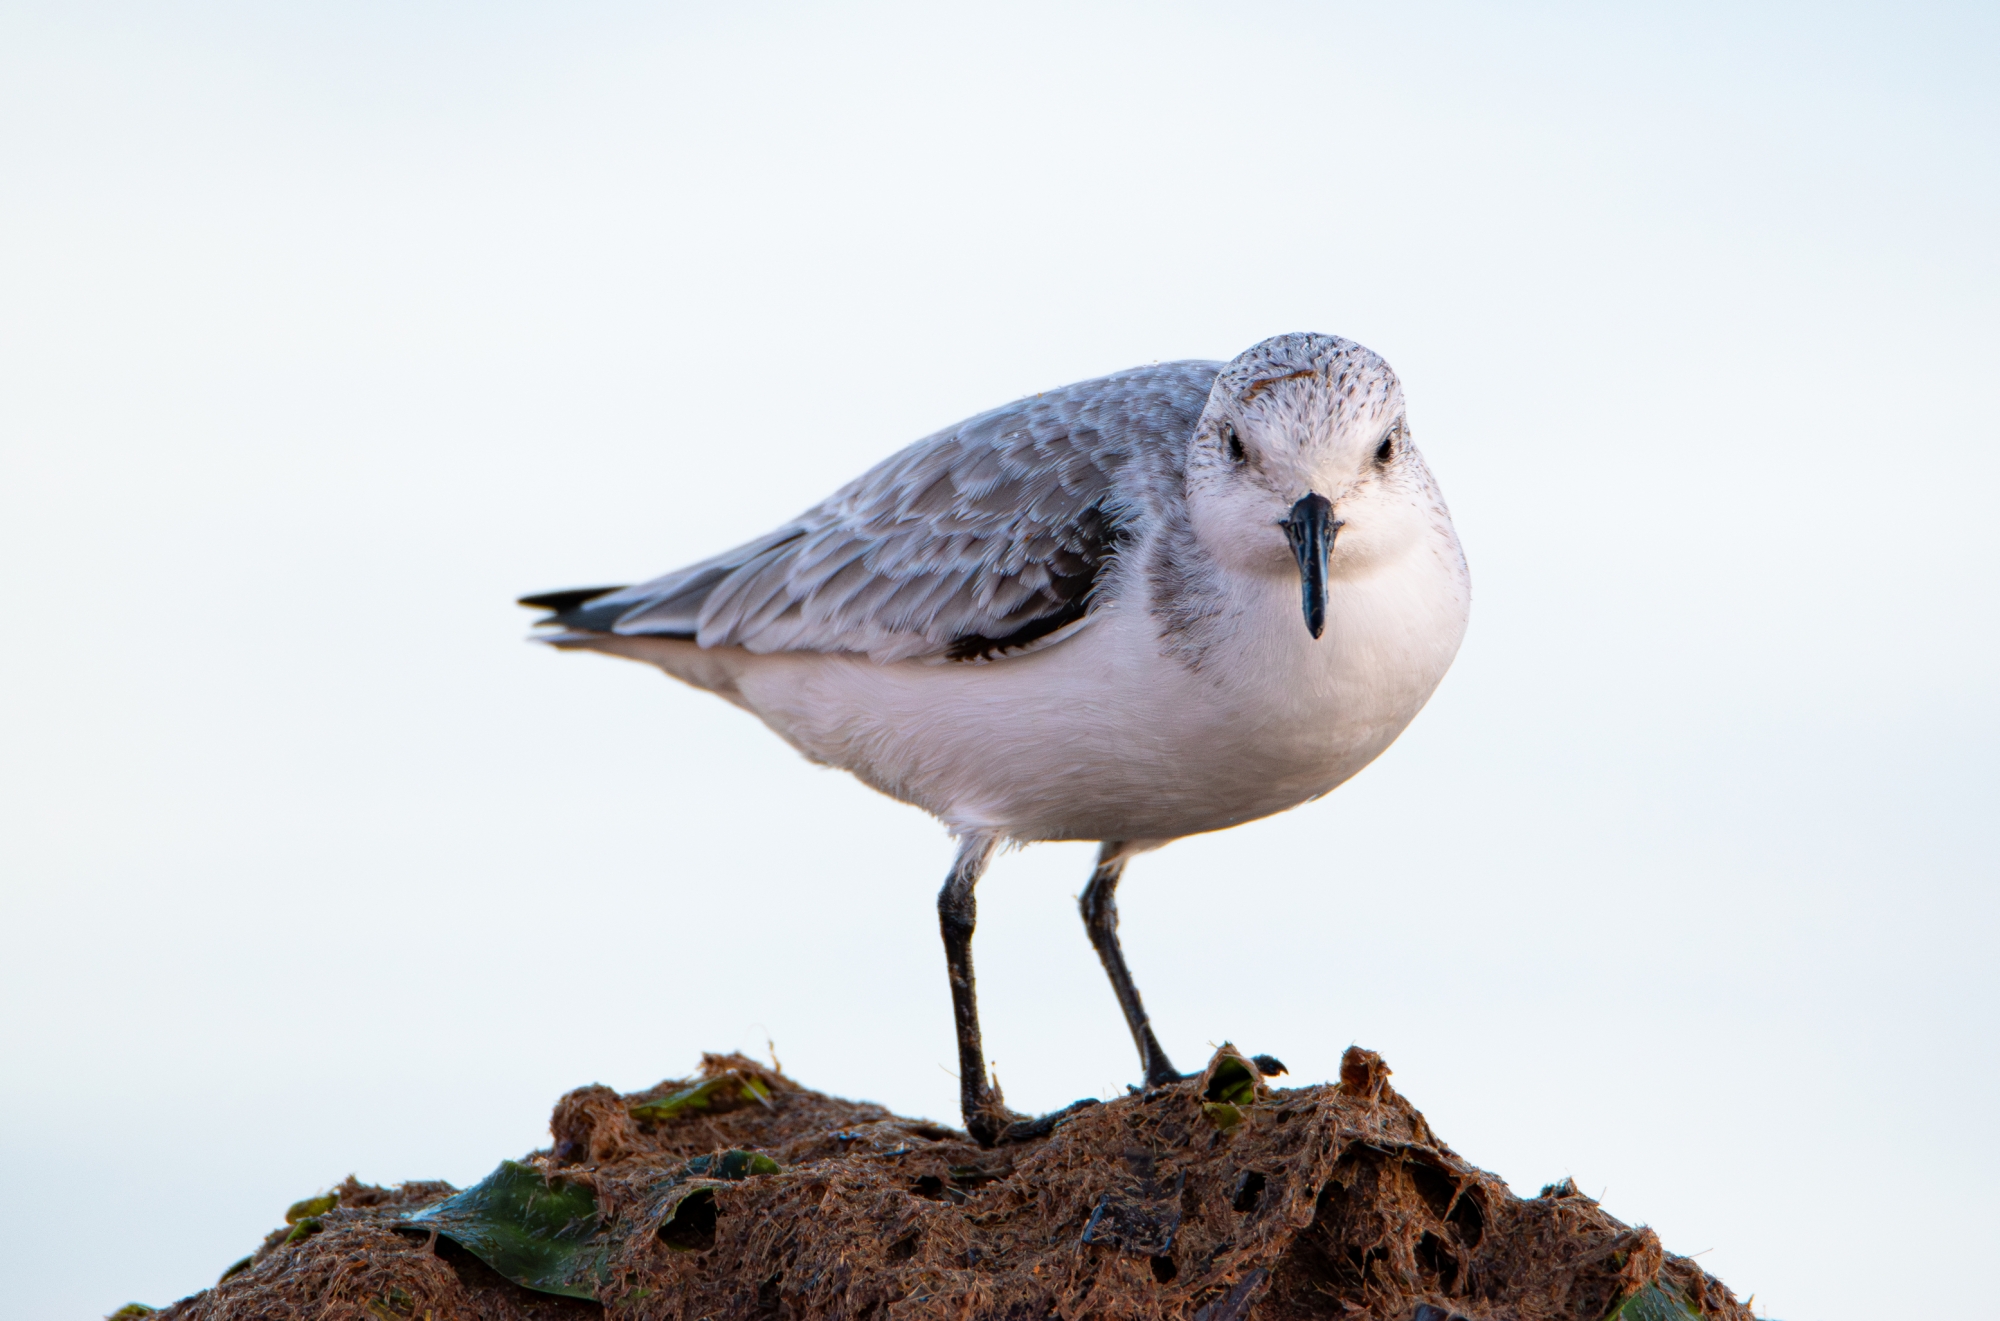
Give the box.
[139,1046,1753,1321]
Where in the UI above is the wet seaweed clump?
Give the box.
[136,1047,1756,1321]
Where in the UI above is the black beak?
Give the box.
[1280,493,1341,639]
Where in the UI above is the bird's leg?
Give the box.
[937,836,1105,1146]
[938,834,1012,1145]
[1080,841,1181,1089]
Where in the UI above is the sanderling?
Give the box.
[524,332,1470,1144]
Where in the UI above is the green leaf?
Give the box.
[629,1072,772,1123]
[282,1217,324,1245]
[681,1149,781,1180]
[1605,1282,1702,1321]
[1201,1101,1245,1131]
[405,1161,614,1301]
[285,1193,339,1224]
[219,1256,253,1282]
[107,1306,157,1318]
[1203,1056,1257,1107]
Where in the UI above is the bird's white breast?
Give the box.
[698,524,1469,844]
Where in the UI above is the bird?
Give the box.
[521,332,1470,1145]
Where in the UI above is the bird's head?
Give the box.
[1185,332,1428,639]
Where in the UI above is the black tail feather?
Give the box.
[518,585,628,628]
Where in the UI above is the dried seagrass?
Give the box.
[145,1047,1752,1321]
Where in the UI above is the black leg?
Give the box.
[1080,841,1180,1089]
[938,834,1011,1145]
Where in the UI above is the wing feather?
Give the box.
[553,361,1219,662]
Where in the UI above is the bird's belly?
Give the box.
[726,558,1465,843]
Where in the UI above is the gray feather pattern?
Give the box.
[584,361,1221,662]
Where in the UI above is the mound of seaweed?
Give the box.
[132,1046,1752,1321]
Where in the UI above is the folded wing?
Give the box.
[526,361,1219,663]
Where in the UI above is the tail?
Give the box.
[517,522,806,640]
[518,583,752,704]
[518,585,634,633]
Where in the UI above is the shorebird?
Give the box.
[523,333,1469,1145]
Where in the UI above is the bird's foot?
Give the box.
[1127,1053,1287,1095]
[994,1097,1100,1144]
[964,1095,1101,1147]
[966,1056,1285,1145]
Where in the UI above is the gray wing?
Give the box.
[528,361,1220,663]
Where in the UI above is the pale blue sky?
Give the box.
[2,4,1995,1317]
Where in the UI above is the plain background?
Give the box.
[2,3,1995,1317]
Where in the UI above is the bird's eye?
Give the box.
[1374,432,1396,466]
[1225,426,1247,464]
